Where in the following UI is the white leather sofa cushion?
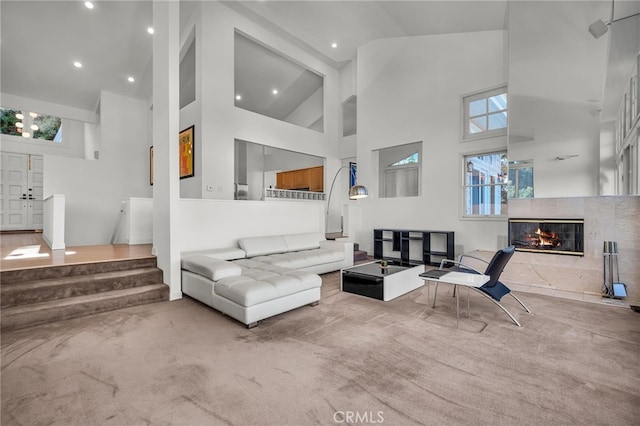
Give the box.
[181,247,246,261]
[181,255,242,281]
[282,232,324,252]
[253,248,344,269]
[238,235,288,257]
[215,261,321,307]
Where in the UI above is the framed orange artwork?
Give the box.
[179,125,194,179]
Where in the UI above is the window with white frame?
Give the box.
[507,160,534,199]
[379,143,421,198]
[463,151,508,216]
[463,86,507,141]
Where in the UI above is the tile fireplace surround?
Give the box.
[497,196,639,306]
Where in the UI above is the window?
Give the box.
[0,107,62,142]
[507,161,534,199]
[463,151,508,216]
[391,152,418,166]
[463,86,507,140]
[379,142,421,198]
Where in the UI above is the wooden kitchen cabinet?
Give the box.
[276,166,323,192]
[307,166,324,192]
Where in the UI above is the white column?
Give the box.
[152,0,182,300]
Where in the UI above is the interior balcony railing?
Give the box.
[264,188,326,201]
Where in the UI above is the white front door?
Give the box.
[0,152,44,231]
[28,154,44,229]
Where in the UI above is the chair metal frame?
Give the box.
[434,247,531,327]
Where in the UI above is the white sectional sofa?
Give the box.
[181,232,353,328]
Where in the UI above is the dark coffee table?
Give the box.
[341,261,424,301]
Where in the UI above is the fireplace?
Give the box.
[508,219,584,256]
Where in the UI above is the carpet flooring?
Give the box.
[2,270,639,425]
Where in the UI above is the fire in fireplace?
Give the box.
[508,219,584,256]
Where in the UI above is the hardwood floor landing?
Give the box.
[0,232,153,272]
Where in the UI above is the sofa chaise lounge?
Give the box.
[181,232,353,327]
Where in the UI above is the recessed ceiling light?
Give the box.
[29,112,37,118]
[235,94,242,101]
[15,113,23,120]
[31,124,39,131]
[84,1,94,9]
[272,89,278,95]
[22,132,31,138]
[331,42,338,48]
[127,76,135,83]
[147,27,154,35]
[15,122,23,128]
[73,61,82,68]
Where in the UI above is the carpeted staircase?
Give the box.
[1,257,168,332]
[325,233,369,262]
[353,242,369,262]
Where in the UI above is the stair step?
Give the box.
[354,250,369,261]
[1,267,163,308]
[1,284,169,332]
[0,257,157,285]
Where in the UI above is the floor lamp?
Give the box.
[325,165,368,237]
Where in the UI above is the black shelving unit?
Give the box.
[373,228,455,266]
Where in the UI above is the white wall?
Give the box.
[179,99,201,199]
[507,96,601,197]
[42,194,65,250]
[338,62,357,159]
[284,87,323,129]
[339,59,356,103]
[45,91,151,245]
[263,147,323,171]
[508,1,607,198]
[598,121,616,195]
[0,93,95,159]
[355,30,508,256]
[114,197,153,245]
[179,199,324,252]
[246,141,265,200]
[193,2,341,202]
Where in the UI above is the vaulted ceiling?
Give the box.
[222,0,509,66]
[1,0,153,112]
[1,1,637,124]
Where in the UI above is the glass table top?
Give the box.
[342,261,415,278]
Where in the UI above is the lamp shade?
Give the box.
[349,184,368,199]
[588,19,608,39]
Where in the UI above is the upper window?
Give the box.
[379,142,421,198]
[0,107,62,142]
[391,152,418,166]
[463,86,507,141]
[463,151,508,217]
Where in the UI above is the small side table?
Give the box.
[420,271,489,327]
